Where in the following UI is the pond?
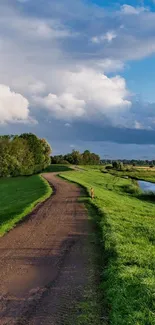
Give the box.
[138,180,155,192]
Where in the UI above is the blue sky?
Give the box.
[0,0,155,158]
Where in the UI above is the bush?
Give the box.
[112,161,124,170]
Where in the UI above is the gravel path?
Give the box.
[0,173,90,325]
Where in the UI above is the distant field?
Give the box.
[104,167,155,183]
[136,166,155,170]
[62,168,155,325]
[0,175,52,236]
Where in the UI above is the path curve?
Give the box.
[0,173,90,325]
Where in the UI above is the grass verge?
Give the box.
[0,175,52,236]
[59,178,107,325]
[61,169,155,325]
[75,199,108,325]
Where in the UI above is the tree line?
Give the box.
[0,133,51,177]
[51,150,100,165]
[101,159,155,167]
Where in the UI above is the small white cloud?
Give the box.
[17,0,30,2]
[121,5,147,15]
[65,123,71,127]
[134,121,143,129]
[91,31,117,44]
[105,31,117,42]
[0,84,33,124]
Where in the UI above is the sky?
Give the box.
[0,0,155,159]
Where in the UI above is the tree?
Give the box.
[112,161,124,170]
[9,137,34,176]
[20,133,51,173]
[51,149,100,165]
[82,150,91,165]
[71,150,82,165]
[0,137,11,177]
[0,133,51,177]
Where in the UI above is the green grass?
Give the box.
[61,169,155,325]
[0,175,52,236]
[44,164,73,172]
[104,167,155,183]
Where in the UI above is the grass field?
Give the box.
[61,168,155,325]
[0,175,52,236]
[104,167,155,183]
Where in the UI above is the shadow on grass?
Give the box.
[44,164,73,173]
[120,184,155,204]
[137,192,155,203]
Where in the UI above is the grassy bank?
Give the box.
[104,167,155,183]
[0,175,52,236]
[61,169,155,325]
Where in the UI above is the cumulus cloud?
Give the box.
[0,0,155,136]
[121,5,147,15]
[13,77,46,95]
[0,84,32,124]
[34,68,131,121]
[36,93,86,119]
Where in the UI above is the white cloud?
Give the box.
[92,31,117,44]
[121,4,147,15]
[34,68,131,121]
[134,121,143,129]
[17,0,30,2]
[0,84,32,124]
[95,59,124,72]
[11,18,71,40]
[13,77,46,95]
[35,93,86,119]
[0,0,155,132]
[0,6,71,41]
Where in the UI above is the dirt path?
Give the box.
[0,173,90,325]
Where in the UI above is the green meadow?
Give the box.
[105,167,155,183]
[0,175,52,236]
[61,168,155,325]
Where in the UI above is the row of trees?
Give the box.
[101,159,155,167]
[0,133,51,177]
[51,150,100,165]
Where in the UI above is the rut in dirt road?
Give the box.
[0,173,91,325]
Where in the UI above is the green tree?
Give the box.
[9,137,34,176]
[20,133,51,173]
[112,161,124,170]
[0,133,51,177]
